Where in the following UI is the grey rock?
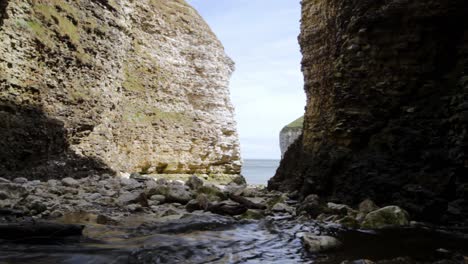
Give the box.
[165,185,193,204]
[150,195,166,203]
[186,175,204,190]
[361,206,410,229]
[13,177,28,184]
[297,194,323,217]
[62,177,79,187]
[271,203,295,214]
[302,234,342,253]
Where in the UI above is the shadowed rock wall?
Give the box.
[270,0,468,226]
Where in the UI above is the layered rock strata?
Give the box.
[0,0,241,179]
[270,0,468,226]
[279,116,303,157]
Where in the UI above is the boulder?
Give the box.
[297,194,324,217]
[327,202,355,215]
[186,175,204,190]
[150,195,166,203]
[302,234,342,253]
[361,206,410,229]
[118,192,148,207]
[165,185,193,204]
[13,177,28,184]
[271,203,295,214]
[359,199,379,214]
[61,177,79,187]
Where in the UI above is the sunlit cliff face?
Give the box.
[0,0,241,179]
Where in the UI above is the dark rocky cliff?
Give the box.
[269,0,468,226]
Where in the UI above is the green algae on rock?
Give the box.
[0,0,241,180]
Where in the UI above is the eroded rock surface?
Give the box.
[270,0,468,226]
[0,0,241,180]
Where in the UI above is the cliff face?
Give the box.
[270,0,468,225]
[279,116,303,158]
[0,0,241,179]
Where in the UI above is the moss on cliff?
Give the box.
[286,116,304,129]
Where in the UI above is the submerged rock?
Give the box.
[361,206,410,229]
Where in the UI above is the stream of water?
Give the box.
[1,214,467,264]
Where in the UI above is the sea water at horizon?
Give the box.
[241,159,280,185]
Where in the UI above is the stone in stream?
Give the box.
[361,206,410,229]
[302,233,342,253]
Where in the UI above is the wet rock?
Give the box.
[61,177,79,187]
[165,185,193,204]
[302,233,342,253]
[361,206,410,229]
[137,213,236,234]
[186,175,204,190]
[208,200,247,216]
[240,209,264,220]
[271,203,295,214]
[13,177,28,184]
[297,194,323,217]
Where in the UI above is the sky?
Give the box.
[187,0,305,160]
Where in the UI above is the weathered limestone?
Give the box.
[0,0,241,180]
[279,116,303,157]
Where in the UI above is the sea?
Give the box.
[241,159,280,185]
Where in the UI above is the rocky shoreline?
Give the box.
[1,174,467,263]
